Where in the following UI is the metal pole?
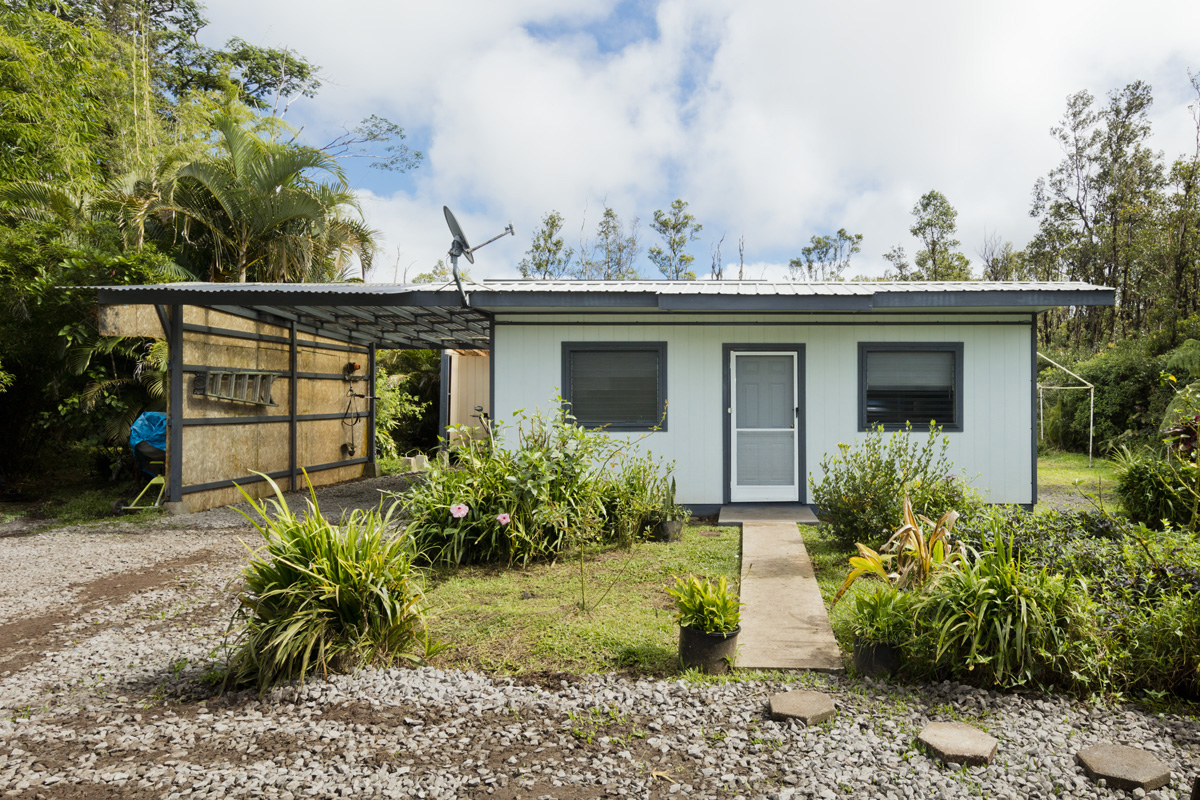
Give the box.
[289,321,298,491]
[1088,387,1095,469]
[367,343,377,469]
[1039,387,1044,442]
[167,304,184,504]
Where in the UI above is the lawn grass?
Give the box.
[421,523,740,679]
[1036,449,1120,512]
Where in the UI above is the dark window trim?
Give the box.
[561,341,668,431]
[858,342,964,432]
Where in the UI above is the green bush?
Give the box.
[1112,445,1200,529]
[810,423,979,546]
[1114,591,1200,697]
[226,477,438,691]
[1040,336,1200,453]
[909,527,1096,689]
[373,367,428,459]
[398,405,675,566]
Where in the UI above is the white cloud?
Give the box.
[203,0,1200,281]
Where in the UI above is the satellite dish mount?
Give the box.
[443,206,514,306]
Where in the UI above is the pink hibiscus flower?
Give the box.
[450,503,469,519]
[496,512,511,525]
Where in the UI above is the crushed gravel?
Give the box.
[1,477,1199,799]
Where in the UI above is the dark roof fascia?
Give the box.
[657,294,874,311]
[869,288,1116,309]
[466,290,658,309]
[94,286,464,308]
[93,283,1117,313]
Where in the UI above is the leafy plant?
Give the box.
[810,422,979,546]
[833,495,965,602]
[225,474,439,691]
[666,575,742,634]
[910,525,1095,688]
[397,403,676,567]
[850,584,913,645]
[373,367,427,459]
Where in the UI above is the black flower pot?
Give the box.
[853,639,901,678]
[652,519,684,543]
[679,625,739,674]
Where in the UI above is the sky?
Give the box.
[201,0,1200,283]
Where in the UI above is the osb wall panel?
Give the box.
[296,416,369,466]
[186,464,365,513]
[183,422,291,487]
[185,307,289,338]
[98,304,164,338]
[176,307,370,513]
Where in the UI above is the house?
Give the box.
[95,280,1113,513]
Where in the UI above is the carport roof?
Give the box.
[94,279,1115,350]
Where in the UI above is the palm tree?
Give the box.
[167,114,372,282]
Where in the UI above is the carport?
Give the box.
[95,283,488,513]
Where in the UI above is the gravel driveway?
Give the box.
[1,477,1198,799]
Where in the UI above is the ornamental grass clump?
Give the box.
[226,476,439,691]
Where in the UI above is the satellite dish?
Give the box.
[444,206,475,265]
[442,206,515,306]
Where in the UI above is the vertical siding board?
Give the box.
[490,315,1033,506]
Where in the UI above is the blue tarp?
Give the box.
[130,412,167,453]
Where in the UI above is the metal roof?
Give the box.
[93,279,1115,350]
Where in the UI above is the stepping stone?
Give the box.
[767,690,835,725]
[918,721,998,766]
[1076,744,1170,792]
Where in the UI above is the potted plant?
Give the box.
[666,575,742,674]
[850,584,910,678]
[650,478,686,543]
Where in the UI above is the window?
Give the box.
[561,342,667,430]
[859,343,963,431]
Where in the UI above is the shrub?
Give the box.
[398,405,675,566]
[226,477,438,691]
[810,422,979,546]
[1040,342,1173,452]
[954,506,1128,586]
[909,527,1096,689]
[373,368,428,459]
[1114,591,1200,697]
[1112,445,1200,530]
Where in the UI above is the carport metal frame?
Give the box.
[98,285,492,506]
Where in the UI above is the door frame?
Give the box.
[722,344,806,505]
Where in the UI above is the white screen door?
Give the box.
[731,352,798,502]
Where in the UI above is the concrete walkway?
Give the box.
[719,504,844,672]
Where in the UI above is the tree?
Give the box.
[518,210,573,279]
[788,228,862,281]
[1030,82,1163,342]
[978,232,1032,281]
[574,206,640,279]
[882,245,911,280]
[648,198,701,280]
[909,190,972,280]
[165,114,369,282]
